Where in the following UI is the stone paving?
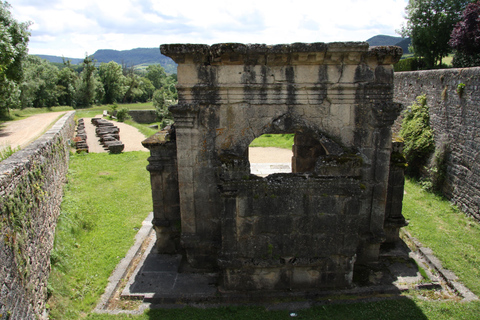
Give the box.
[94,214,477,315]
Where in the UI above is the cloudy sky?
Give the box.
[10,0,409,59]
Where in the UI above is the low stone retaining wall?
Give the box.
[0,111,75,319]
[128,110,157,124]
[394,67,480,221]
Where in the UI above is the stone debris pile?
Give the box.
[74,118,88,153]
[91,118,124,154]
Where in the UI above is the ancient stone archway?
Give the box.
[142,42,407,291]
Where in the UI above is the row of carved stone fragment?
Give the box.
[74,118,89,153]
[91,118,124,154]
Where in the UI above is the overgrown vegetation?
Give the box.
[400,94,435,178]
[0,145,19,162]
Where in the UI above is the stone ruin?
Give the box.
[74,118,89,153]
[91,118,125,154]
[142,42,407,292]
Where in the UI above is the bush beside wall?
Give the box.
[0,111,75,319]
[394,68,480,221]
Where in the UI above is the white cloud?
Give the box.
[9,0,409,58]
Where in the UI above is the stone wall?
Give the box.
[0,111,75,319]
[128,110,157,123]
[149,42,405,292]
[394,68,480,220]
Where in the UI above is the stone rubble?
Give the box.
[91,118,124,154]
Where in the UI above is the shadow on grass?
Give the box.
[144,297,428,320]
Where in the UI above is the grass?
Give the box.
[47,152,152,319]
[0,145,20,162]
[402,179,480,296]
[47,149,480,318]
[249,133,294,149]
[123,120,160,138]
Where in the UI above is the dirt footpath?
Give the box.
[0,112,67,151]
[248,147,292,163]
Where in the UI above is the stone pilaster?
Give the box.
[142,130,180,253]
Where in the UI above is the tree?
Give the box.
[145,64,167,90]
[400,0,471,69]
[98,61,126,104]
[56,59,78,106]
[75,56,98,107]
[20,55,59,108]
[0,1,30,116]
[449,1,480,67]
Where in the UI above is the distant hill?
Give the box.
[91,48,177,74]
[366,35,411,54]
[36,55,84,65]
[394,38,412,55]
[34,47,178,74]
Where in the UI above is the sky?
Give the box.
[9,0,409,59]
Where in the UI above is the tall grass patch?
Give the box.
[48,152,152,319]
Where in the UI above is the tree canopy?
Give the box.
[0,1,30,116]
[449,1,480,67]
[400,0,471,69]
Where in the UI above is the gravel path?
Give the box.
[0,111,67,151]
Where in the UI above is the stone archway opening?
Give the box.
[248,131,332,176]
[248,133,294,176]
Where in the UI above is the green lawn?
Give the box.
[48,152,152,319]
[249,133,294,149]
[47,150,480,319]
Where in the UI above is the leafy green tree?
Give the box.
[123,74,155,103]
[153,84,177,129]
[20,55,59,108]
[400,0,471,69]
[0,1,30,116]
[56,59,78,106]
[145,64,167,89]
[75,56,98,107]
[98,61,126,104]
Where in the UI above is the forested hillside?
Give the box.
[91,48,177,74]
[366,35,411,54]
[34,48,177,74]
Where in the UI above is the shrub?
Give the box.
[115,107,130,122]
[394,57,427,72]
[400,94,435,177]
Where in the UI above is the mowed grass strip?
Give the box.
[48,152,152,319]
[403,179,480,296]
